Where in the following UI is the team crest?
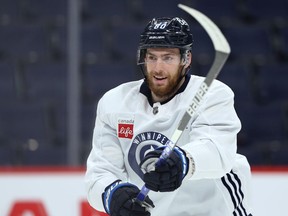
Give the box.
[128,131,171,179]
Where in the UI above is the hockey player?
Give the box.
[85,17,253,216]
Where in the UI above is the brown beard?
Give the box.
[146,67,184,100]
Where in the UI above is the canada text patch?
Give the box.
[118,119,134,139]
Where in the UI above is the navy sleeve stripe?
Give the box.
[221,171,249,216]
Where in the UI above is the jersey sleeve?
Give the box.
[182,81,241,180]
[85,96,128,212]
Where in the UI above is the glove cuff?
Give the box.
[173,146,189,179]
[102,180,137,214]
[183,150,196,180]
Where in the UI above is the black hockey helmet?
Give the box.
[137,17,193,65]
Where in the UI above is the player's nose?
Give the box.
[152,59,165,72]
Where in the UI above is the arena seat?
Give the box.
[218,63,253,102]
[109,25,144,62]
[24,62,67,101]
[0,145,12,165]
[243,0,288,21]
[281,28,288,56]
[82,63,138,102]
[194,0,241,23]
[0,25,50,61]
[223,25,274,62]
[81,25,105,62]
[1,102,49,144]
[21,145,67,165]
[82,0,130,23]
[240,102,285,144]
[252,64,288,103]
[0,62,15,102]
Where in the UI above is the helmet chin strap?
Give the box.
[176,50,191,85]
[139,64,148,82]
[175,64,188,88]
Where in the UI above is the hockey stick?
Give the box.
[135,4,231,205]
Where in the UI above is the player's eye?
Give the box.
[162,56,174,63]
[144,53,180,65]
[162,54,180,64]
[146,55,157,63]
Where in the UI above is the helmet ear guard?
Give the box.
[180,49,191,66]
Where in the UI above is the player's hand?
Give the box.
[102,180,154,216]
[140,146,189,192]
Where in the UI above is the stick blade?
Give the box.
[178,4,231,54]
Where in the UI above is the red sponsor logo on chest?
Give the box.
[118,123,134,139]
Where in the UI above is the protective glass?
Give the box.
[138,51,183,66]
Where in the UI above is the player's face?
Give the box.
[144,48,187,101]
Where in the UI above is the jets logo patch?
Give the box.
[128,131,170,178]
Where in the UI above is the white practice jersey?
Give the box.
[85,75,252,216]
